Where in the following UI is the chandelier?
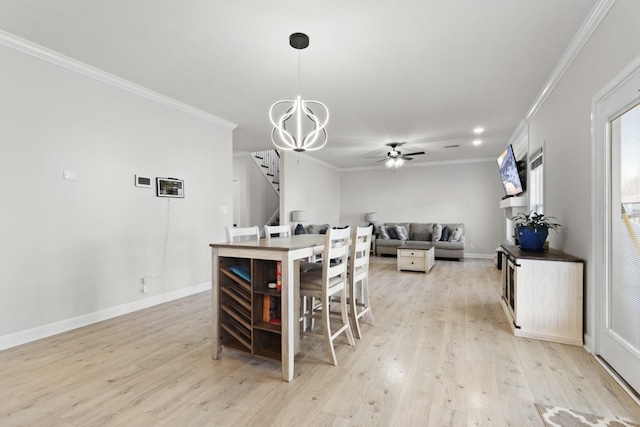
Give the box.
[269,33,329,152]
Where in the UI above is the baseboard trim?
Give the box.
[464,253,494,260]
[0,282,211,351]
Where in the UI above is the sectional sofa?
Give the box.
[375,222,465,260]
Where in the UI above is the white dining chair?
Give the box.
[348,225,374,339]
[299,226,355,365]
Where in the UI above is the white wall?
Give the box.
[281,151,341,227]
[340,160,504,256]
[524,0,640,343]
[0,39,234,346]
[232,153,279,228]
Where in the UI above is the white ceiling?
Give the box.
[0,0,597,169]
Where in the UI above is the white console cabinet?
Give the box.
[500,245,584,346]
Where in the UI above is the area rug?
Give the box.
[535,403,640,427]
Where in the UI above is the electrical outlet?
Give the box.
[141,277,148,293]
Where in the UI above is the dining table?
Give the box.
[210,233,326,381]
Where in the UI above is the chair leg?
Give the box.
[349,278,362,339]
[322,293,337,366]
[341,286,355,346]
[300,296,308,332]
[361,276,375,326]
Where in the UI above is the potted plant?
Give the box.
[512,211,561,251]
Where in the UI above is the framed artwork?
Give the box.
[156,177,184,198]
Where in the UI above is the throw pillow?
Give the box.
[432,223,443,242]
[387,227,399,240]
[396,225,409,241]
[379,225,390,239]
[449,226,463,242]
[441,225,451,242]
[307,224,330,234]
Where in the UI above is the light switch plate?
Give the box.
[62,169,79,181]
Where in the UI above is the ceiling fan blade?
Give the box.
[402,157,414,161]
[402,151,426,156]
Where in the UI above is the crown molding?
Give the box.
[340,156,495,173]
[525,0,616,121]
[0,30,237,130]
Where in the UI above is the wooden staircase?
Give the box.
[251,149,280,194]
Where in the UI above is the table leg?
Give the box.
[281,256,295,381]
[211,247,221,359]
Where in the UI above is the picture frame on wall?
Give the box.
[156,177,184,198]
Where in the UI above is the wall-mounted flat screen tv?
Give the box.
[497,144,524,197]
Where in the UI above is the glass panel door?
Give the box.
[604,103,640,393]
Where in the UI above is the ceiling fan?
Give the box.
[375,142,426,168]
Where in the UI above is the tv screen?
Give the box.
[497,144,524,197]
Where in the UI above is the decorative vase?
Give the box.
[516,226,548,251]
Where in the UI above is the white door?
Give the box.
[595,66,640,395]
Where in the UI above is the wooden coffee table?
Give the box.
[397,242,435,273]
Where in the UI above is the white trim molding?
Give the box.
[0,29,237,130]
[525,0,616,121]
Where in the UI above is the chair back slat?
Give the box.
[264,225,291,240]
[225,226,260,243]
[323,227,350,283]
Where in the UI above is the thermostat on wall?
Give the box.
[135,175,152,188]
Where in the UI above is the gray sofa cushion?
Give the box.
[432,240,465,250]
[375,238,404,248]
[409,223,432,241]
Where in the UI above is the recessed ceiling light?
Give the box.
[473,127,484,134]
[473,139,482,146]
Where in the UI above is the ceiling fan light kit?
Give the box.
[269,33,329,152]
[378,142,425,169]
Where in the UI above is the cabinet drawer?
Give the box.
[398,249,426,257]
[398,257,426,271]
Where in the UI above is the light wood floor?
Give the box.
[1,257,639,426]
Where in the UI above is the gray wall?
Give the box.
[340,160,504,256]
[281,151,342,228]
[0,40,233,345]
[525,0,640,344]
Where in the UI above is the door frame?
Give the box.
[592,53,640,402]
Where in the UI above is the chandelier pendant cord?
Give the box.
[297,46,301,96]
